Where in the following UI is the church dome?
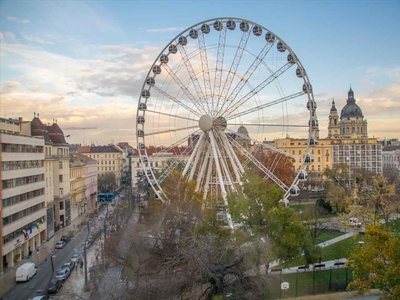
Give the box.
[340,88,364,119]
[237,125,249,137]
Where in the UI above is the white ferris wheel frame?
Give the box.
[135,17,318,224]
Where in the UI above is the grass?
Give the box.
[280,232,363,268]
[315,231,345,244]
[266,268,353,299]
[386,218,400,231]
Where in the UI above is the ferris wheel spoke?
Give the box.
[143,125,198,137]
[228,136,289,191]
[225,40,276,106]
[151,84,202,117]
[212,27,227,117]
[150,130,200,158]
[159,65,205,116]
[226,123,308,128]
[226,128,301,161]
[226,91,304,121]
[156,145,195,184]
[223,62,295,119]
[177,44,211,113]
[216,28,251,114]
[197,30,213,109]
[146,109,198,122]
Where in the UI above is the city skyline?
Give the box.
[1,0,399,146]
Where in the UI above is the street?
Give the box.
[4,227,89,300]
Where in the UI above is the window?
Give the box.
[59,175,63,182]
[60,201,64,210]
[59,188,64,196]
[59,161,63,169]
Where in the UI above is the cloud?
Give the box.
[0,31,17,43]
[23,35,54,45]
[6,16,30,24]
[146,27,184,33]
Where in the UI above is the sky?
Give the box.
[1,0,399,147]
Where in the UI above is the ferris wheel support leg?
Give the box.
[220,132,244,182]
[209,131,233,229]
[182,132,205,177]
[196,148,211,192]
[214,132,237,193]
[202,155,213,210]
[189,135,206,181]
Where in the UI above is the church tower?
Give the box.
[339,88,368,138]
[327,98,340,138]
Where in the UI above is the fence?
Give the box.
[267,266,352,299]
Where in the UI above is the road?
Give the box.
[4,228,88,300]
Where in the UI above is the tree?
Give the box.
[347,225,400,299]
[357,175,398,225]
[98,172,117,192]
[253,150,294,187]
[325,182,352,213]
[323,163,350,188]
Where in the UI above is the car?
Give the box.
[48,279,63,293]
[54,268,70,281]
[70,253,81,263]
[62,261,75,271]
[31,296,45,300]
[55,241,66,249]
[60,235,71,243]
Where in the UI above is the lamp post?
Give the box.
[42,248,55,300]
[84,219,90,290]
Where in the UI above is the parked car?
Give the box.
[15,262,37,282]
[61,235,71,243]
[48,279,63,293]
[55,241,66,249]
[70,253,81,263]
[54,268,70,281]
[62,261,75,271]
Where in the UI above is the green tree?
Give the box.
[348,225,400,299]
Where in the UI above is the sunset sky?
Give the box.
[1,0,399,146]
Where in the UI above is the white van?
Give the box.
[15,262,37,282]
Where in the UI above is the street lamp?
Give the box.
[42,247,56,300]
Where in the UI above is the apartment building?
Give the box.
[31,115,71,232]
[1,117,46,273]
[77,145,124,190]
[69,155,86,222]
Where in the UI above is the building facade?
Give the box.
[1,117,47,273]
[382,146,400,179]
[69,156,86,222]
[31,115,71,232]
[275,88,381,183]
[77,145,124,191]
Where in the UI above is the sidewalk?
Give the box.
[0,214,87,297]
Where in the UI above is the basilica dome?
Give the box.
[340,88,363,119]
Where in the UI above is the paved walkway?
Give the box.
[0,214,88,298]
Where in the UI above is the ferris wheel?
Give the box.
[136,18,318,222]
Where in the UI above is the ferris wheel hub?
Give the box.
[199,114,213,132]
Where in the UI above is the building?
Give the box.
[382,146,400,179]
[275,88,381,183]
[31,115,71,232]
[69,155,86,221]
[77,145,124,191]
[131,146,189,193]
[1,117,47,273]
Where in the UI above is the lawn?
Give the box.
[386,218,400,231]
[280,232,363,268]
[266,267,352,299]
